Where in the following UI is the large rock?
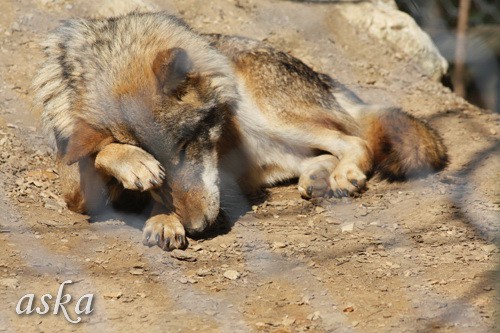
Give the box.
[336,0,448,81]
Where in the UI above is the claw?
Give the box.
[351,179,359,188]
[175,234,186,248]
[135,180,144,191]
[162,238,171,251]
[306,186,313,197]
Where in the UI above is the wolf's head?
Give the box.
[112,46,238,235]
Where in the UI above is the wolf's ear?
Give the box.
[152,48,192,95]
[64,121,114,165]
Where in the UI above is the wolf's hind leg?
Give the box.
[95,143,165,192]
[57,156,112,214]
[298,155,339,199]
[295,128,372,197]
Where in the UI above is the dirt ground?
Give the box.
[0,0,498,332]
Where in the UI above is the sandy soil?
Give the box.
[0,0,498,332]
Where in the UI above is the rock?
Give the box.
[315,206,326,214]
[336,0,447,80]
[272,242,287,249]
[341,223,354,233]
[196,268,213,276]
[307,311,321,321]
[0,278,18,289]
[343,306,354,313]
[223,270,240,280]
[171,249,197,262]
[282,316,296,326]
[481,244,497,253]
[129,268,144,275]
[103,291,122,300]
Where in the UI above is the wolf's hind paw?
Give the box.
[329,163,367,198]
[298,168,331,199]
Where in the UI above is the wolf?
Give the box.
[32,11,447,251]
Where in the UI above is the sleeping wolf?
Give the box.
[32,11,447,251]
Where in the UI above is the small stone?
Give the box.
[223,270,240,280]
[315,206,326,214]
[481,244,497,253]
[0,278,18,289]
[341,223,354,233]
[129,268,144,275]
[490,129,497,135]
[171,249,197,262]
[103,291,122,300]
[272,242,287,249]
[307,311,321,321]
[282,316,295,326]
[196,268,212,276]
[343,306,354,313]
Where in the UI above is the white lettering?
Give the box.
[16,294,35,315]
[16,280,94,324]
[75,294,94,315]
[53,280,80,324]
[36,294,52,315]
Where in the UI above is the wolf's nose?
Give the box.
[183,217,209,235]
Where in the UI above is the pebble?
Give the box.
[223,270,240,280]
[272,242,287,249]
[171,249,197,262]
[481,244,497,253]
[341,223,354,233]
[129,268,144,275]
[282,316,295,326]
[103,291,123,300]
[307,311,321,321]
[315,206,326,214]
[196,268,213,276]
[0,278,18,289]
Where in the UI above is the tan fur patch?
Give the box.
[65,121,114,164]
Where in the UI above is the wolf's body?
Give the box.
[33,12,447,250]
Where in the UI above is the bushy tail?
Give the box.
[359,107,448,181]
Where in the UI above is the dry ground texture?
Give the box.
[0,0,498,332]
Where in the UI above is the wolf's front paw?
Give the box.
[142,214,187,251]
[329,163,367,198]
[95,143,165,192]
